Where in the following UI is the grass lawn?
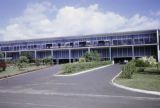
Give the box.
[0,65,49,78]
[60,61,111,75]
[115,73,160,92]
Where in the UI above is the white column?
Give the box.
[69,48,71,63]
[19,51,21,56]
[88,47,91,53]
[34,50,37,59]
[51,50,53,58]
[157,30,160,62]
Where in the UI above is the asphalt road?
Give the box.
[0,64,160,108]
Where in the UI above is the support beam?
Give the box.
[157,30,160,62]
[88,47,91,53]
[51,50,53,58]
[19,51,21,56]
[69,48,71,63]
[34,50,37,59]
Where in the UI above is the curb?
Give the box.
[54,64,113,77]
[0,66,51,80]
[111,71,160,96]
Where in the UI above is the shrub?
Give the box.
[83,51,100,62]
[136,67,145,72]
[135,56,157,67]
[62,61,111,74]
[135,59,149,67]
[35,59,41,66]
[120,61,136,79]
[0,52,4,58]
[19,56,29,63]
[79,57,86,63]
[21,52,34,62]
[43,57,53,65]
[16,56,29,70]
[147,56,157,67]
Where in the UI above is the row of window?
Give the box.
[0,35,157,51]
[6,46,156,59]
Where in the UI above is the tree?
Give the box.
[43,56,53,65]
[0,52,4,58]
[21,52,34,62]
[83,51,100,62]
[16,56,29,70]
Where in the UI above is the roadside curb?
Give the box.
[111,71,160,96]
[0,66,51,80]
[54,64,113,77]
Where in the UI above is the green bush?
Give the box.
[83,51,100,62]
[79,57,86,63]
[0,52,4,58]
[21,52,34,62]
[135,59,149,67]
[120,61,136,79]
[16,56,29,70]
[43,57,53,65]
[35,59,41,66]
[135,56,157,67]
[19,56,29,63]
[62,61,111,74]
[136,67,145,72]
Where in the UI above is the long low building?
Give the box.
[0,29,160,63]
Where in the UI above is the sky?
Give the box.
[0,0,160,41]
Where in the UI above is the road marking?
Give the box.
[0,101,66,108]
[0,89,159,101]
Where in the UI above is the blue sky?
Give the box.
[0,0,160,40]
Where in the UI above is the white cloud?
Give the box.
[150,10,160,16]
[0,2,160,41]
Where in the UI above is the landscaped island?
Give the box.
[59,51,111,75]
[115,56,160,92]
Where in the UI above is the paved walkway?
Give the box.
[0,64,159,108]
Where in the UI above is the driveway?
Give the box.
[0,64,159,108]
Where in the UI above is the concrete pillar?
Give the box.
[19,51,21,56]
[34,50,37,59]
[109,47,112,61]
[51,50,53,58]
[69,48,71,63]
[157,30,160,62]
[88,47,91,53]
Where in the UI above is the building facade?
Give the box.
[0,29,159,63]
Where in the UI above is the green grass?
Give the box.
[0,64,48,78]
[115,73,160,92]
[61,61,111,75]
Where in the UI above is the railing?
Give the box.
[0,38,157,51]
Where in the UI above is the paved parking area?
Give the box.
[0,64,160,108]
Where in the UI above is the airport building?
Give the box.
[0,29,159,63]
